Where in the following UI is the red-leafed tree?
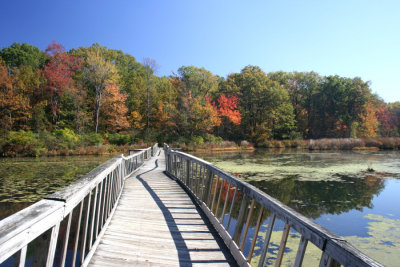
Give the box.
[215,94,241,125]
[43,41,82,124]
[100,84,130,132]
[376,103,398,137]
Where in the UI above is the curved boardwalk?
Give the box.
[88,151,237,267]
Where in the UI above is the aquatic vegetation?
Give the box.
[0,155,112,219]
[197,149,400,266]
[345,214,400,266]
[206,151,400,182]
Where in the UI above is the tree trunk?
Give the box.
[95,91,101,133]
[146,73,150,130]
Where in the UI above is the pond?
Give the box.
[0,155,113,220]
[193,149,400,266]
[1,150,399,266]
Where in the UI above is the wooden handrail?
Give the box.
[0,144,158,267]
[164,144,383,267]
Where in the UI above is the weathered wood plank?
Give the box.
[88,150,237,266]
[0,200,64,263]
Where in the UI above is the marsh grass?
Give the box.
[254,137,400,150]
[174,140,255,151]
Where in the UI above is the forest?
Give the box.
[1,41,400,156]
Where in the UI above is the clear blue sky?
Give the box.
[1,0,399,102]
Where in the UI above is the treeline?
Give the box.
[1,41,400,155]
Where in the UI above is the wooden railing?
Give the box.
[164,144,383,267]
[0,144,158,267]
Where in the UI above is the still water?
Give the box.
[193,149,400,266]
[1,151,399,266]
[0,155,113,220]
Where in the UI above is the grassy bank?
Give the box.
[2,129,400,157]
[0,130,153,157]
[175,137,400,152]
[174,140,254,152]
[257,137,400,150]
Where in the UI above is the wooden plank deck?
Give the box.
[88,150,237,267]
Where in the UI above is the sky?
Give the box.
[1,0,399,102]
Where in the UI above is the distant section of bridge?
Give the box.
[0,143,384,267]
[88,150,237,266]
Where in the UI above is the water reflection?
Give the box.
[248,174,384,219]
[194,150,398,221]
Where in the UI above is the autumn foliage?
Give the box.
[1,41,400,156]
[43,41,82,124]
[214,94,241,125]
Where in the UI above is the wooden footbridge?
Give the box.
[0,144,383,266]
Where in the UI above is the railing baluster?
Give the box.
[186,159,190,187]
[19,246,27,267]
[200,166,207,200]
[191,162,195,192]
[181,156,184,181]
[294,236,308,267]
[100,175,108,227]
[210,175,220,212]
[258,214,276,267]
[193,163,197,195]
[174,155,177,177]
[60,213,72,267]
[214,179,224,218]
[205,170,214,205]
[189,161,194,190]
[89,185,98,249]
[72,200,84,267]
[46,222,60,267]
[195,163,200,196]
[248,208,264,263]
[233,194,248,244]
[240,199,256,251]
[275,223,291,266]
[220,183,231,224]
[81,193,92,264]
[111,169,117,208]
[226,187,238,231]
[106,172,114,219]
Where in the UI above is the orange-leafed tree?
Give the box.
[0,61,31,132]
[358,103,378,137]
[99,84,129,132]
[177,90,220,137]
[214,94,241,125]
[129,111,145,130]
[208,94,242,139]
[153,102,177,134]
